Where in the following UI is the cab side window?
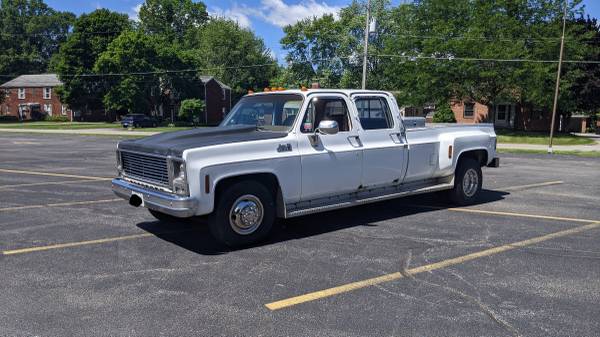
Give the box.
[356,97,394,130]
[301,98,351,133]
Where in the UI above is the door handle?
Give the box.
[347,136,362,147]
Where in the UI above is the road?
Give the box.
[0,133,599,337]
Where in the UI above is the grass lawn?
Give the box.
[0,121,121,130]
[498,148,600,158]
[496,130,595,145]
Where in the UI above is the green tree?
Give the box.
[50,9,131,116]
[0,0,74,76]
[183,18,277,98]
[568,16,600,116]
[94,31,197,115]
[178,98,205,122]
[382,0,590,114]
[280,0,391,89]
[139,0,208,40]
[432,103,456,123]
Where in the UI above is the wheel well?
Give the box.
[458,149,488,167]
[214,173,283,215]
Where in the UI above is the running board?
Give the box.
[285,178,454,218]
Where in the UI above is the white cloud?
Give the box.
[255,0,341,28]
[129,3,142,22]
[210,6,252,29]
[209,0,341,29]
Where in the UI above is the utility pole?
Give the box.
[548,0,568,154]
[361,0,371,90]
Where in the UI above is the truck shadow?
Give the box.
[137,189,508,255]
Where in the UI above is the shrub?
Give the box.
[432,103,456,123]
[45,115,70,122]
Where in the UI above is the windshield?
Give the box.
[220,94,303,132]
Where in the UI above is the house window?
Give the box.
[18,88,25,99]
[44,104,52,116]
[43,87,52,99]
[61,105,68,116]
[497,105,507,121]
[464,103,474,118]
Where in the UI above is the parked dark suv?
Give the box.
[121,114,158,128]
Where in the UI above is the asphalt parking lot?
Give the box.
[1,133,599,337]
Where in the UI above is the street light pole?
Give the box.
[548,0,568,154]
[361,0,371,90]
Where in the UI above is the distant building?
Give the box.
[403,99,569,132]
[195,76,232,125]
[0,74,72,121]
[77,75,232,124]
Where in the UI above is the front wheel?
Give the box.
[209,180,275,247]
[448,158,482,205]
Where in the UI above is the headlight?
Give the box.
[170,160,188,196]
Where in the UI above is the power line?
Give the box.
[0,56,354,79]
[373,53,600,64]
[2,54,600,80]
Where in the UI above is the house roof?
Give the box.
[199,75,231,90]
[0,74,63,88]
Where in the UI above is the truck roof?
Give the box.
[246,89,394,97]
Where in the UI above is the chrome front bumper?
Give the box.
[111,178,197,217]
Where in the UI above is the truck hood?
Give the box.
[117,125,287,157]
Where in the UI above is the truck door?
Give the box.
[297,94,363,201]
[353,95,408,188]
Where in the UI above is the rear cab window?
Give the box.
[355,97,394,130]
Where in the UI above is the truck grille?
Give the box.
[120,151,169,187]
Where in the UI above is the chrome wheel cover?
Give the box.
[462,168,479,198]
[229,194,264,235]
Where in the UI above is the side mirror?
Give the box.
[317,120,339,135]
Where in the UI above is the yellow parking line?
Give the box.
[2,233,153,255]
[265,221,600,310]
[0,198,121,212]
[408,204,599,224]
[0,168,111,181]
[0,178,112,190]
[499,180,564,191]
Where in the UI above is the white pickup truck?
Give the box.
[112,89,499,246]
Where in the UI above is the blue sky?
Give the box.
[45,0,600,62]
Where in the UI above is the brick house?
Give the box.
[404,100,559,132]
[78,75,231,124]
[449,101,556,131]
[0,74,72,121]
[197,76,232,125]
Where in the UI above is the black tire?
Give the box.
[449,157,482,205]
[209,180,275,247]
[148,209,178,222]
